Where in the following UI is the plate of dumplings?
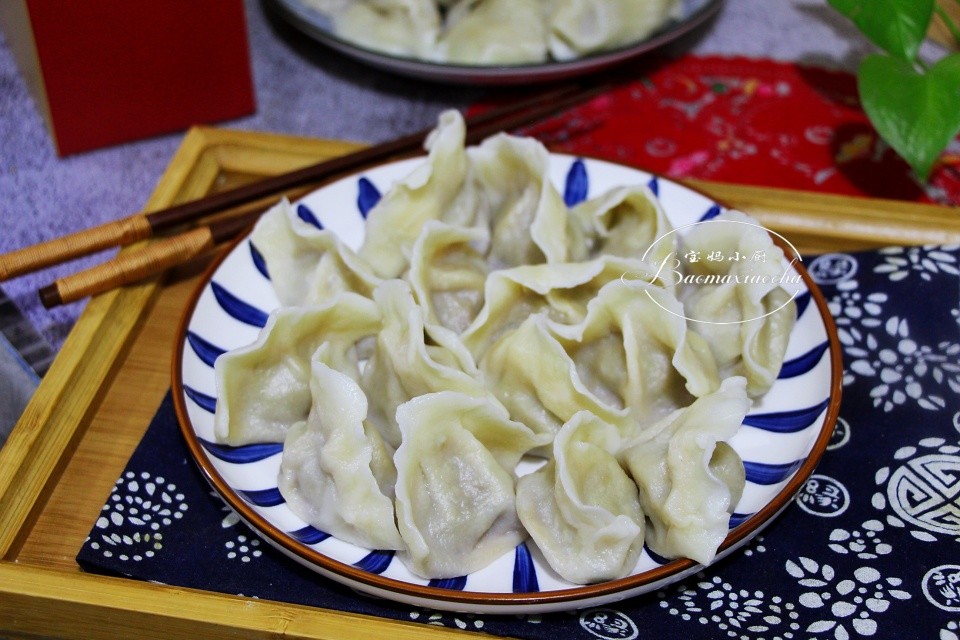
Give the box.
[268,0,724,84]
[173,111,842,613]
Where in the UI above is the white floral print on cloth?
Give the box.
[76,245,960,640]
[813,247,960,412]
[214,491,264,563]
[86,471,187,564]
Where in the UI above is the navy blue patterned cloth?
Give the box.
[78,244,960,640]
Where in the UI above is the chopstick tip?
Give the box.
[39,284,63,309]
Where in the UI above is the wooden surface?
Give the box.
[1,125,959,640]
[930,0,960,51]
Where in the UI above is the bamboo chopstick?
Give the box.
[1,82,603,284]
[38,208,263,308]
[30,82,612,307]
[36,183,319,308]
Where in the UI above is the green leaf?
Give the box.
[828,0,935,61]
[858,53,960,180]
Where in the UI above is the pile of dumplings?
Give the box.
[302,0,682,65]
[213,111,796,585]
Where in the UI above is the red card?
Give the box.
[2,1,256,155]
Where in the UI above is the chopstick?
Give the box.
[36,186,316,309]
[0,83,598,284]
[27,82,611,307]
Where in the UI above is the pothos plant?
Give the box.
[828,0,960,181]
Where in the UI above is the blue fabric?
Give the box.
[77,245,960,640]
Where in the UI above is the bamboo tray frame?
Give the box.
[1,126,958,640]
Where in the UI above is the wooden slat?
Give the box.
[684,178,960,254]
[213,139,367,177]
[0,127,213,558]
[0,564,479,640]
[929,0,960,51]
[12,273,202,569]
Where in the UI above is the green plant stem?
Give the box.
[936,2,960,44]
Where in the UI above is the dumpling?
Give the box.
[213,294,381,446]
[250,198,381,306]
[461,255,661,358]
[408,220,490,335]
[393,392,545,578]
[305,0,682,64]
[481,278,719,445]
[360,279,489,448]
[516,411,645,583]
[436,0,549,64]
[467,131,573,268]
[569,184,676,267]
[210,110,776,585]
[679,210,797,396]
[480,314,628,444]
[544,256,664,320]
[278,358,404,551]
[317,0,441,58]
[549,0,681,61]
[359,110,475,278]
[620,376,750,565]
[549,279,720,425]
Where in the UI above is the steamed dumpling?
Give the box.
[209,110,790,584]
[317,0,441,58]
[359,110,474,278]
[569,184,676,267]
[360,279,489,448]
[680,210,797,396]
[305,0,681,64]
[549,0,680,61]
[436,0,548,64]
[409,220,490,335]
[620,376,750,565]
[550,279,720,424]
[250,198,381,306]
[481,278,720,445]
[480,314,629,444]
[213,294,381,445]
[461,255,661,358]
[278,358,404,550]
[467,131,573,268]
[393,392,544,578]
[516,411,644,583]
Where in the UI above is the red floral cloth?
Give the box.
[496,55,960,205]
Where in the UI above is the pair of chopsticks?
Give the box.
[0,82,609,308]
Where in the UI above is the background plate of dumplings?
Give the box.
[173,153,842,613]
[267,0,724,85]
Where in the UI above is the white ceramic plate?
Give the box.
[267,0,724,85]
[173,154,842,614]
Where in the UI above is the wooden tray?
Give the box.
[1,126,958,640]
